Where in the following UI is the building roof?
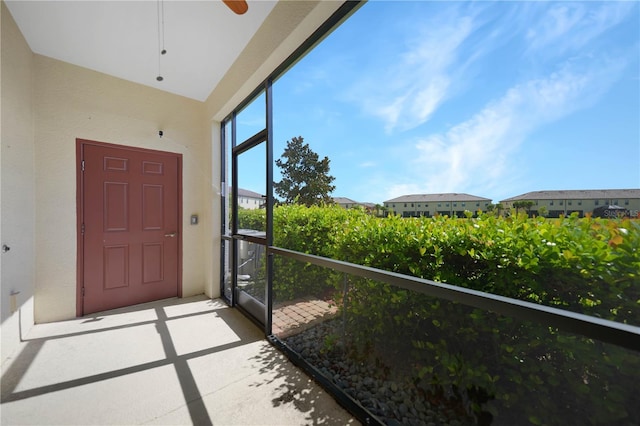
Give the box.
[384,193,492,204]
[333,197,359,205]
[238,188,263,198]
[501,189,640,202]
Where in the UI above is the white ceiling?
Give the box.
[5,0,277,101]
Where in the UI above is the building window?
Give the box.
[568,201,572,206]
[625,200,629,205]
[411,203,414,207]
[559,201,563,205]
[404,203,407,207]
[595,200,600,206]
[578,201,582,206]
[438,203,441,207]
[461,202,466,207]
[550,201,554,206]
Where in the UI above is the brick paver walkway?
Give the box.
[272,298,339,338]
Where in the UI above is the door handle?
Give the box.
[164,232,177,237]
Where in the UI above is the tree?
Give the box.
[373,204,386,217]
[513,200,535,216]
[538,205,549,217]
[274,136,336,206]
[487,203,504,217]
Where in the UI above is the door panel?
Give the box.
[143,243,164,283]
[104,182,128,231]
[143,184,164,230]
[104,245,129,289]
[233,140,267,324]
[80,141,180,315]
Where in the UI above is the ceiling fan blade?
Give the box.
[222,0,248,15]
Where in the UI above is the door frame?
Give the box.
[225,80,274,334]
[76,139,183,317]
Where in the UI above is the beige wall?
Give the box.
[1,1,36,363]
[32,55,215,323]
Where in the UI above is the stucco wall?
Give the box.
[1,1,36,364]
[32,55,214,323]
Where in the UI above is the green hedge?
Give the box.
[240,205,639,322]
[238,204,354,300]
[239,205,640,424]
[333,211,639,324]
[237,208,266,232]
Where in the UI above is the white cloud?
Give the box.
[359,161,376,168]
[347,7,478,133]
[526,2,636,56]
[353,2,635,137]
[328,1,636,204]
[383,56,626,201]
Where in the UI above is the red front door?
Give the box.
[78,140,181,315]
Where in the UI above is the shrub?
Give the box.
[237,208,266,232]
[240,205,640,423]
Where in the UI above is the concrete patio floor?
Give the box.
[0,295,358,425]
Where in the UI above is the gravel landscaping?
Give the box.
[283,320,476,426]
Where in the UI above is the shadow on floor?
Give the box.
[248,341,358,426]
[1,296,356,425]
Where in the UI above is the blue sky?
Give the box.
[238,1,639,205]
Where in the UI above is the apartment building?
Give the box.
[333,197,361,209]
[383,193,492,217]
[238,188,265,210]
[501,189,640,218]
